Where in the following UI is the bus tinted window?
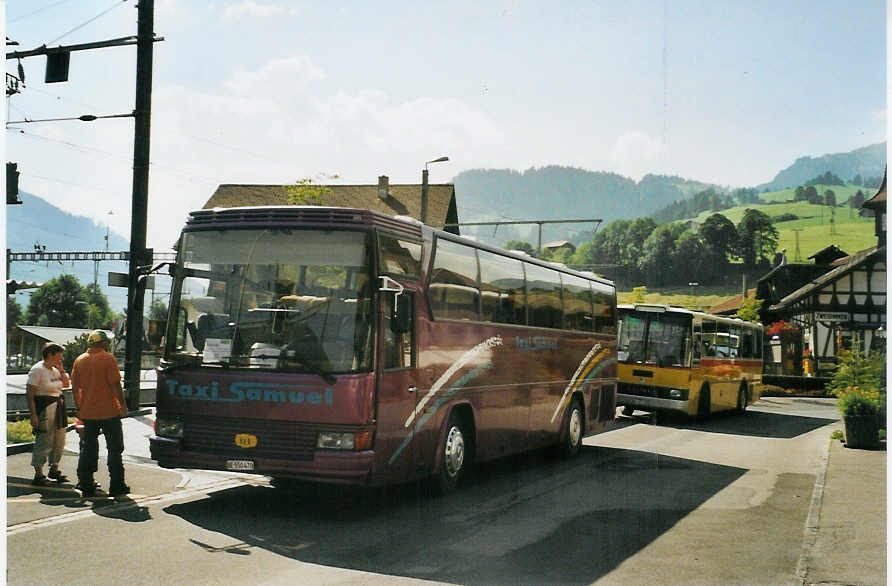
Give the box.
[525,263,562,329]
[479,250,526,325]
[618,311,646,362]
[378,234,422,278]
[645,312,691,366]
[562,273,593,331]
[741,326,754,358]
[592,281,616,334]
[702,320,717,357]
[730,325,743,358]
[429,239,480,321]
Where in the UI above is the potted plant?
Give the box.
[828,350,886,449]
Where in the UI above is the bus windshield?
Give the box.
[166,228,373,374]
[618,309,691,366]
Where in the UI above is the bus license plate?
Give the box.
[226,460,255,472]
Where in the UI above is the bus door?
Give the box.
[376,285,421,481]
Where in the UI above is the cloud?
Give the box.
[142,54,504,250]
[221,2,296,20]
[608,130,666,180]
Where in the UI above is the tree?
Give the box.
[824,189,836,207]
[794,185,806,201]
[672,230,709,284]
[62,333,90,372]
[852,190,866,209]
[149,298,169,321]
[699,214,738,275]
[853,174,863,186]
[736,297,763,323]
[638,224,678,287]
[804,185,819,204]
[84,282,115,329]
[286,174,339,205]
[504,240,536,256]
[736,209,779,269]
[25,274,90,328]
[7,297,22,330]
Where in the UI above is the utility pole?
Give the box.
[792,228,803,261]
[124,0,155,411]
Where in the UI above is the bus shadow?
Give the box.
[648,409,838,439]
[164,445,746,585]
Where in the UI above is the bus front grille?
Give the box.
[618,382,689,401]
[181,416,317,461]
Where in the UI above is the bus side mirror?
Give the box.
[392,293,411,334]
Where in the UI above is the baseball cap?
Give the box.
[87,330,110,345]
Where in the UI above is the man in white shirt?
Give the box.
[27,342,70,485]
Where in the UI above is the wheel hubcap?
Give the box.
[569,408,582,447]
[444,426,465,478]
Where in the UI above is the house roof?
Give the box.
[769,245,884,311]
[542,240,575,249]
[863,170,886,210]
[202,182,459,233]
[709,288,757,316]
[807,244,848,264]
[7,279,43,295]
[13,326,113,346]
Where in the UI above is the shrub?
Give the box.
[828,350,886,419]
[62,333,90,372]
[772,213,799,223]
[7,418,35,444]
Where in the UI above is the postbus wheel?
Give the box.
[433,411,468,495]
[736,384,748,414]
[695,386,711,422]
[559,399,584,458]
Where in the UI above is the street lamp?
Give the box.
[421,156,449,224]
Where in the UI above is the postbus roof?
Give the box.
[617,303,761,327]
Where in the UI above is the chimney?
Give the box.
[377,175,390,200]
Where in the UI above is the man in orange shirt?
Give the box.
[71,330,129,497]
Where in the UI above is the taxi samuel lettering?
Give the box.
[165,379,333,406]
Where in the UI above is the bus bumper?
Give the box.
[617,393,690,414]
[149,435,375,486]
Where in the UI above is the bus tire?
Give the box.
[695,386,711,422]
[736,384,748,414]
[559,398,584,458]
[433,411,468,495]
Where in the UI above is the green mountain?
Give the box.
[758,142,885,191]
[7,191,131,312]
[452,166,725,246]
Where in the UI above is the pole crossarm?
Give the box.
[6,250,176,262]
[436,218,602,228]
[6,35,164,59]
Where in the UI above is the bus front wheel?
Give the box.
[695,387,711,422]
[433,411,468,495]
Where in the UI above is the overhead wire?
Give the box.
[46,0,130,46]
[8,0,75,24]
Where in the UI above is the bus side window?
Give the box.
[692,325,702,362]
[383,292,414,369]
[715,322,731,357]
[702,320,716,357]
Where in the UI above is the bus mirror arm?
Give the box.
[379,275,404,300]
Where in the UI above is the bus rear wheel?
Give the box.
[559,399,584,458]
[432,411,468,495]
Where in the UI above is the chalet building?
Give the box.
[542,240,576,254]
[765,174,886,376]
[202,176,460,234]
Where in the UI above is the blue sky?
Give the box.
[4,0,887,251]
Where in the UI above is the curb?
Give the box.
[6,409,153,455]
[793,432,834,585]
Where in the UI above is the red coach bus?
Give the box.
[150,206,617,492]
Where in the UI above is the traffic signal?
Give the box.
[7,162,21,205]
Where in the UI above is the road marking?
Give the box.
[7,477,257,536]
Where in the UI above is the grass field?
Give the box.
[690,185,877,260]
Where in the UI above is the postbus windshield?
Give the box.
[618,309,691,366]
[166,228,373,375]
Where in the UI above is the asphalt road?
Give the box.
[6,398,840,586]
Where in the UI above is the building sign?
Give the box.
[816,311,848,322]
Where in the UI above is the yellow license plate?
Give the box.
[234,433,258,448]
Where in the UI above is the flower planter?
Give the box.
[843,414,880,449]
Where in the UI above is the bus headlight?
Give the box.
[316,431,373,450]
[669,389,683,399]
[317,432,355,450]
[155,418,184,439]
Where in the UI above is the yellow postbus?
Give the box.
[616,304,763,419]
